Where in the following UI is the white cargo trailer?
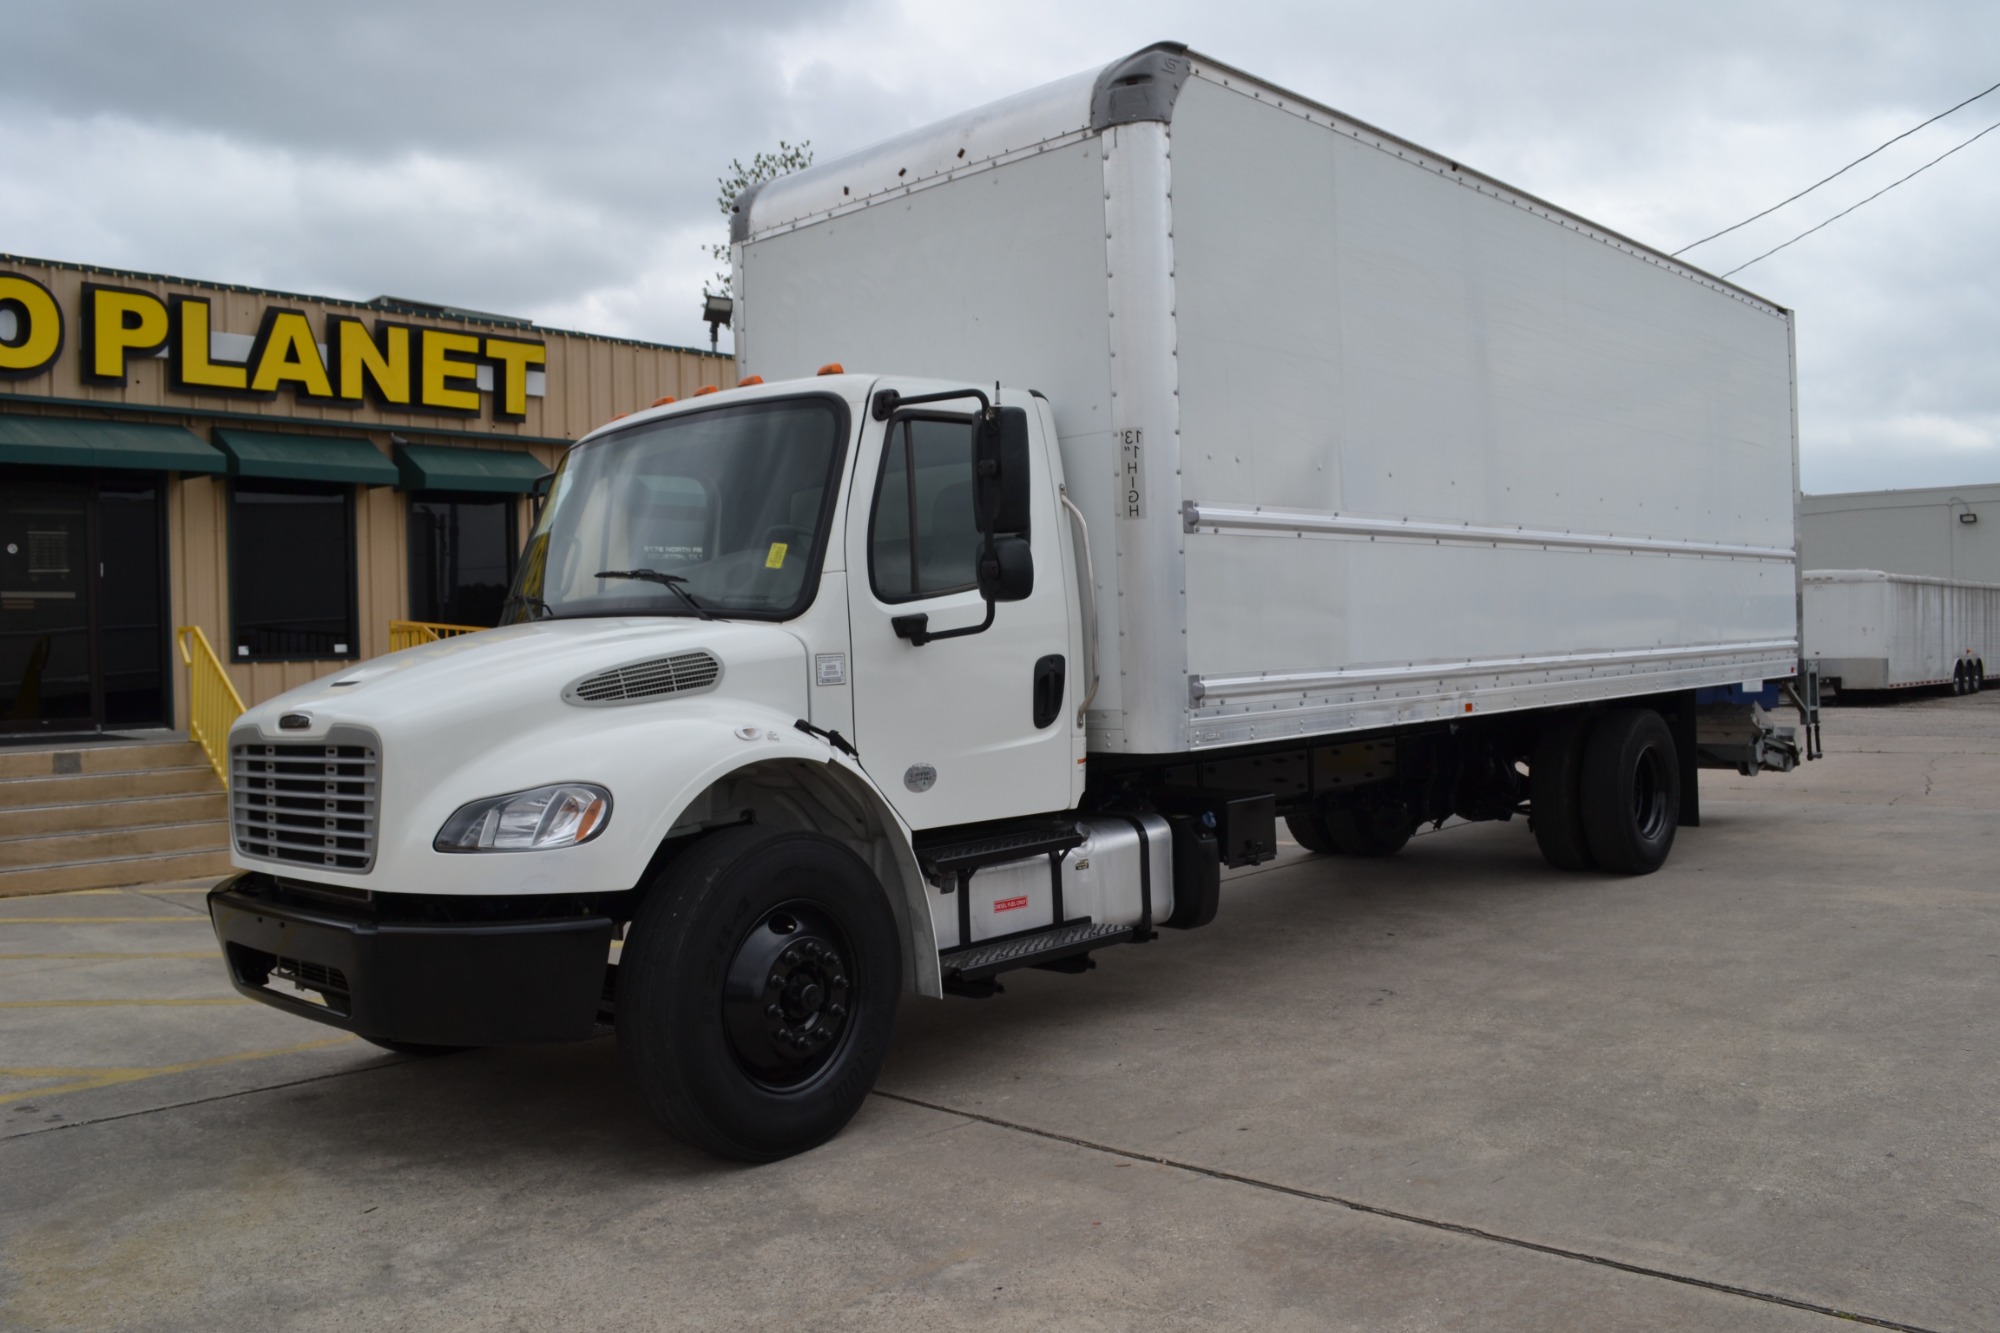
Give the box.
[1806,569,1996,693]
[208,43,1813,1161]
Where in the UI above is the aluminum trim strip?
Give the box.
[1183,502,1796,562]
[1194,639,1800,701]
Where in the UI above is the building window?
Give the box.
[231,481,356,660]
[408,492,517,627]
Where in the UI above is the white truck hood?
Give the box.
[227,617,814,891]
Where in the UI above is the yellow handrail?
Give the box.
[388,620,488,652]
[175,626,247,790]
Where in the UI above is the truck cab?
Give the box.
[210,372,1162,1161]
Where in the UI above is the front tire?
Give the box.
[617,826,901,1162]
[1579,709,1680,875]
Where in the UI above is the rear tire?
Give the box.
[617,825,900,1162]
[1579,709,1680,875]
[1284,809,1341,854]
[1324,802,1414,857]
[1531,711,1595,872]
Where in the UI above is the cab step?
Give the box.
[941,919,1136,983]
[914,819,1085,890]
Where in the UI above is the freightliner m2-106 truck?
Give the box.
[209,44,1812,1160]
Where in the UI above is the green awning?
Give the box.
[0,414,227,474]
[394,442,550,494]
[214,429,399,486]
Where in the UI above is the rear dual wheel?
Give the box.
[1532,709,1680,876]
[617,826,901,1162]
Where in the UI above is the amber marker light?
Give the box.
[694,384,720,396]
[651,395,677,407]
[817,363,844,376]
[738,374,764,387]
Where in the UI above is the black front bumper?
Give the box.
[208,873,614,1046]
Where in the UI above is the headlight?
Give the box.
[434,784,612,852]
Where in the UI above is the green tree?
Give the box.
[708,140,813,296]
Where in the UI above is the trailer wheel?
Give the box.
[1579,709,1679,875]
[617,825,900,1162]
[1530,712,1595,872]
[1324,802,1414,857]
[1284,809,1341,854]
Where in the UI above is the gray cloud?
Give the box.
[2,0,1993,492]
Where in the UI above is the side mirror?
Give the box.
[977,535,1034,602]
[976,407,1032,534]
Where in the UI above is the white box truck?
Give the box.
[209,43,1811,1160]
[1806,569,1997,693]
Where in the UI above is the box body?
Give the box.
[737,46,1801,756]
[1805,570,2000,688]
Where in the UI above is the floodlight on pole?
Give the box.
[703,293,734,354]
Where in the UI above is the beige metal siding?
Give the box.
[0,255,730,441]
[3,253,735,730]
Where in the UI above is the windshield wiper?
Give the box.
[595,568,717,620]
[501,592,556,621]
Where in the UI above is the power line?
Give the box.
[1721,115,2000,278]
[1674,77,2000,255]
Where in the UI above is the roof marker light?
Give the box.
[817,363,844,376]
[651,395,677,407]
[693,385,720,396]
[738,374,764,387]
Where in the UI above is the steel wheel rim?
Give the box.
[1630,745,1671,842]
[721,899,856,1090]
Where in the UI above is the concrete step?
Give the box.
[0,738,207,780]
[0,764,222,807]
[0,820,228,870]
[0,846,234,896]
[0,790,227,839]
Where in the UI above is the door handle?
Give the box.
[1032,654,1066,729]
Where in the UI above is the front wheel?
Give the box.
[617,826,901,1162]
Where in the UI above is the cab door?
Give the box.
[845,387,1074,829]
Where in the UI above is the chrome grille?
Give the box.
[231,728,380,872]
[566,651,721,705]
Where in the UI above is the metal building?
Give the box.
[1801,483,2000,583]
[0,253,731,738]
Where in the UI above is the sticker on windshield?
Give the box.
[765,542,788,569]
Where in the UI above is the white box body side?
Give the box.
[1168,69,1799,746]
[1806,570,2000,688]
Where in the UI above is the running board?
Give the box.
[940,920,1137,982]
[914,819,1086,889]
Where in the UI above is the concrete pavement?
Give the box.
[2,693,1996,1330]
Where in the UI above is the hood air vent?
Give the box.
[565,651,722,706]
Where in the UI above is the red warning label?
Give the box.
[993,895,1029,913]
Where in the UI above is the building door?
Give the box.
[0,474,166,734]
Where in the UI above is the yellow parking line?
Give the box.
[0,952,217,960]
[0,916,207,924]
[0,998,250,1009]
[0,1034,356,1105]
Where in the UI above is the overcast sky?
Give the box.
[2,1,1993,495]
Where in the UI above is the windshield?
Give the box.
[503,396,848,623]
